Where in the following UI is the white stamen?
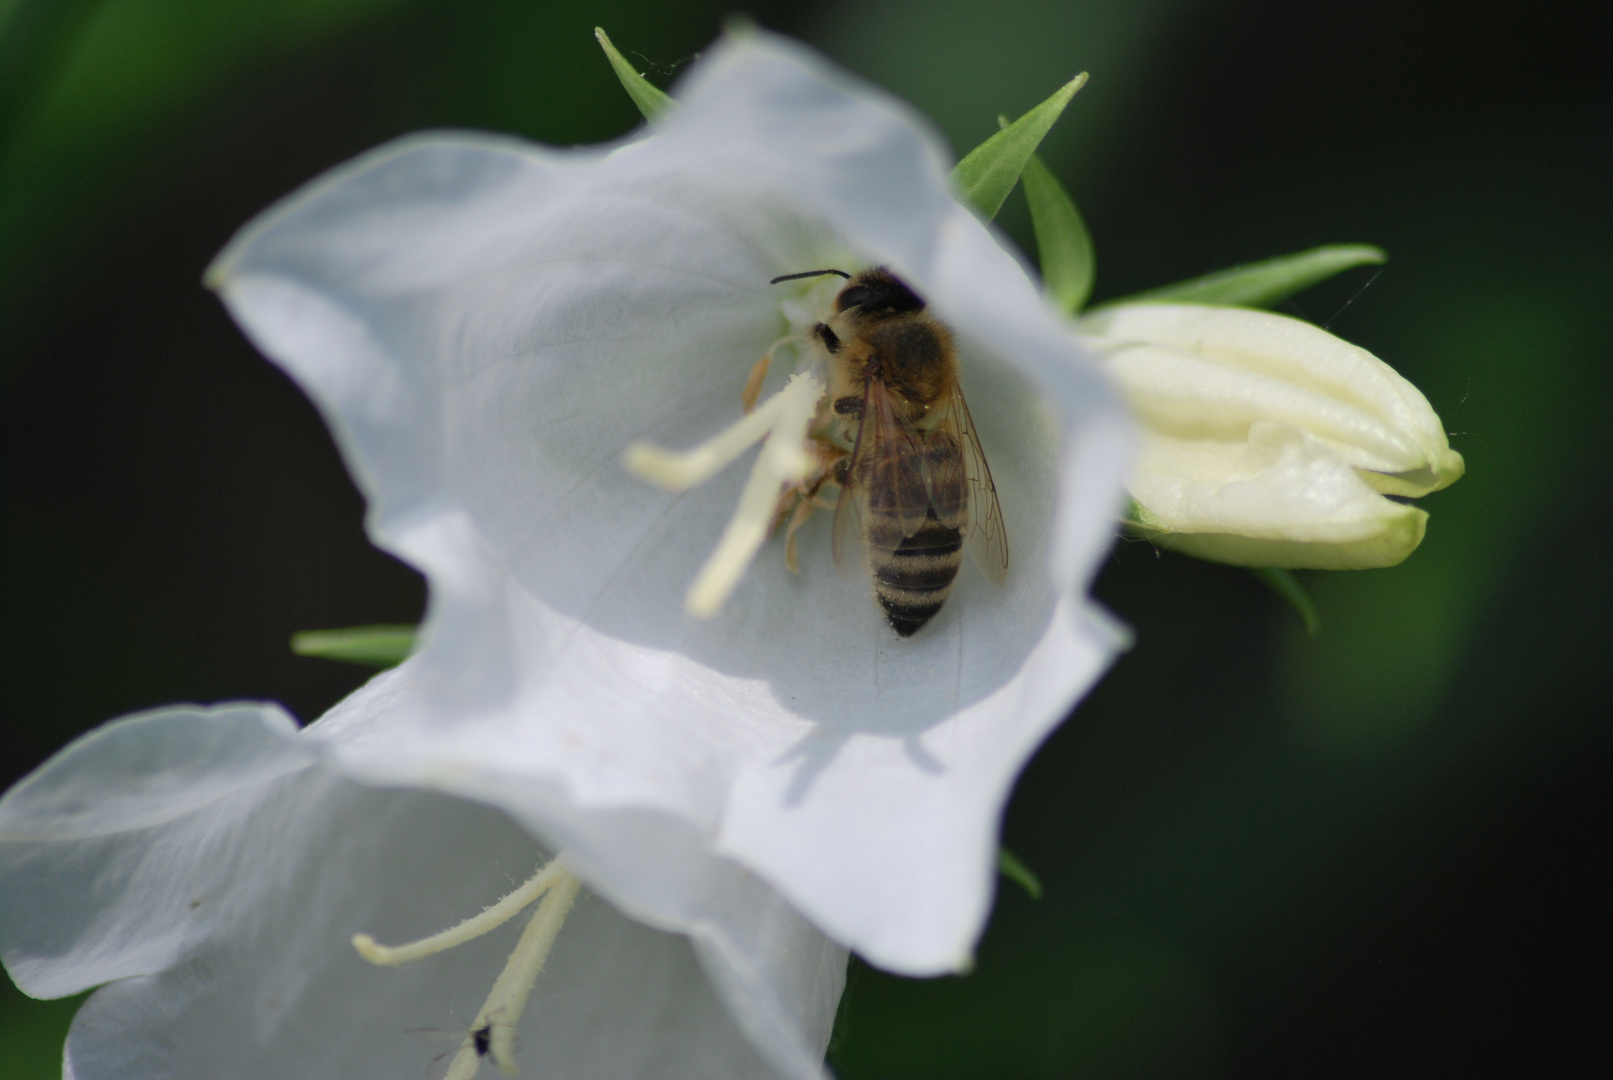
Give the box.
[625,372,826,617]
[624,380,796,490]
[351,858,567,967]
[448,869,583,1080]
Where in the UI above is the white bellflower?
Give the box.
[2,30,1133,1080]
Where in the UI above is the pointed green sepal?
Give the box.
[596,27,675,124]
[291,624,418,668]
[1250,567,1321,636]
[1021,150,1095,313]
[997,847,1044,900]
[1120,497,1167,533]
[952,73,1088,220]
[1098,244,1386,310]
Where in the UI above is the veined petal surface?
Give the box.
[0,705,842,1080]
[211,31,1132,977]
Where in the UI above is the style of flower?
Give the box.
[1078,302,1463,569]
[2,27,1133,1080]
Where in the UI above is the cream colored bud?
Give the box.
[1079,304,1464,569]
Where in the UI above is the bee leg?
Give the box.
[741,352,771,413]
[769,488,799,533]
[783,496,817,573]
[778,441,849,572]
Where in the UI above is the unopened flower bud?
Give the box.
[1079,303,1464,569]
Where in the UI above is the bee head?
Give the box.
[836,268,926,319]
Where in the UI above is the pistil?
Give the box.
[352,857,581,1078]
[451,871,582,1079]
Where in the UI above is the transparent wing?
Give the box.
[947,389,1008,583]
[830,383,871,578]
[833,376,934,575]
[858,377,934,539]
[830,465,866,581]
[407,1018,508,1080]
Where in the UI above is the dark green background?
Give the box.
[3,1,1607,1076]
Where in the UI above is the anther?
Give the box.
[625,372,826,617]
[741,334,808,413]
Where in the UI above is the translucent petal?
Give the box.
[211,31,1132,976]
[0,705,311,998]
[1,705,842,1080]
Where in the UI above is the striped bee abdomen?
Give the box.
[859,431,968,637]
[870,508,965,636]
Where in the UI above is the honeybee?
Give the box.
[768,266,1008,635]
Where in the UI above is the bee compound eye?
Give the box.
[836,285,874,312]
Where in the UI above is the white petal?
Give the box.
[1082,303,1463,494]
[1,705,841,1080]
[0,704,314,997]
[1128,423,1427,569]
[212,30,1132,975]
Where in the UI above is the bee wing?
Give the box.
[832,377,933,576]
[862,377,936,536]
[830,382,871,577]
[830,466,866,580]
[946,389,1009,583]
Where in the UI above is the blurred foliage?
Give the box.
[289,623,416,666]
[952,72,1086,219]
[2,1,1608,1078]
[1096,244,1386,312]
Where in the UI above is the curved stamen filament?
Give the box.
[625,371,825,617]
[624,371,819,489]
[456,870,583,1078]
[352,858,567,967]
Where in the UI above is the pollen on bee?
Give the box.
[624,371,826,617]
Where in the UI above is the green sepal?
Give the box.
[1097,244,1386,310]
[997,847,1044,900]
[1119,497,1167,533]
[1250,567,1321,636]
[951,73,1088,220]
[595,27,675,124]
[1021,148,1095,313]
[290,624,418,668]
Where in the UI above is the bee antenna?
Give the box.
[769,269,852,284]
